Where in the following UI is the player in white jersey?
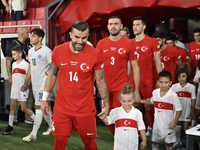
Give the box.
[99,83,146,150]
[171,68,196,142]
[2,45,35,135]
[138,70,182,150]
[21,28,53,142]
[193,60,200,127]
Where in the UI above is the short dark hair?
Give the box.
[11,45,23,54]
[152,31,165,39]
[158,70,172,81]
[108,16,122,23]
[168,29,178,34]
[193,28,200,34]
[175,68,190,82]
[165,33,176,42]
[30,28,45,40]
[132,16,146,25]
[71,21,89,32]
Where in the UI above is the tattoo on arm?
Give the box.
[154,51,161,57]
[50,63,59,76]
[176,60,183,68]
[6,57,12,60]
[95,69,109,106]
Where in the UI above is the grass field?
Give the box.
[0,118,198,150]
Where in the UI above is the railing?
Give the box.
[0,24,42,29]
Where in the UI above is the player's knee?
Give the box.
[81,136,96,147]
[54,135,68,150]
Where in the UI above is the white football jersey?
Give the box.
[28,45,52,91]
[194,68,200,91]
[107,106,145,150]
[171,83,196,121]
[10,60,29,99]
[150,88,182,137]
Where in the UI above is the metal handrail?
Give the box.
[0,24,42,29]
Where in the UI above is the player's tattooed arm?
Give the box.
[154,51,162,73]
[50,63,59,76]
[175,60,183,68]
[94,69,109,107]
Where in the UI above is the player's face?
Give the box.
[120,30,129,38]
[30,33,41,45]
[132,20,146,36]
[157,77,172,91]
[178,73,187,85]
[194,32,200,43]
[107,18,123,36]
[12,51,21,61]
[166,40,176,48]
[156,38,165,48]
[120,94,134,110]
[70,28,89,52]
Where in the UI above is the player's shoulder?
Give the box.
[188,41,196,46]
[42,45,52,52]
[132,106,142,114]
[186,83,195,89]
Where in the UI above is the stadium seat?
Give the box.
[25,8,35,20]
[2,21,17,33]
[0,22,3,33]
[31,20,45,30]
[35,7,45,20]
[2,12,11,22]
[27,0,39,8]
[17,20,31,32]
[39,0,53,7]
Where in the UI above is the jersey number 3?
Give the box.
[69,71,79,82]
[111,57,115,65]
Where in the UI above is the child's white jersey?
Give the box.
[171,83,196,121]
[107,106,145,150]
[194,68,200,91]
[28,45,52,91]
[10,60,29,99]
[150,88,182,137]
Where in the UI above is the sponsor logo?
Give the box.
[136,46,140,50]
[124,129,129,131]
[103,49,109,52]
[70,61,78,66]
[87,133,94,136]
[191,49,195,52]
[111,47,116,51]
[61,63,67,66]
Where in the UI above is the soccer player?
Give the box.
[21,28,54,142]
[165,33,191,75]
[96,16,140,134]
[99,83,146,150]
[41,21,109,150]
[152,31,183,84]
[2,45,35,135]
[131,16,162,137]
[188,28,200,79]
[138,70,182,150]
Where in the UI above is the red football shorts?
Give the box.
[109,91,121,110]
[52,111,97,138]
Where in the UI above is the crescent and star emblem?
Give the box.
[124,120,130,126]
[80,63,89,71]
[141,46,148,52]
[118,48,126,54]
[163,56,169,61]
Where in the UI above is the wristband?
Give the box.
[26,85,30,88]
[42,91,49,101]
[24,9,27,11]
[9,77,12,79]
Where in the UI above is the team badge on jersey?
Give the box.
[80,63,90,72]
[163,56,170,61]
[38,54,42,59]
[118,48,126,54]
[141,46,148,52]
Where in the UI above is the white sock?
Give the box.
[9,115,14,127]
[191,120,198,127]
[30,114,36,121]
[31,109,43,136]
[175,125,181,142]
[166,146,173,150]
[43,106,52,128]
[152,144,159,150]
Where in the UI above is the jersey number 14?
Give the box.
[69,71,79,82]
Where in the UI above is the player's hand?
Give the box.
[5,7,10,12]
[21,84,27,91]
[23,10,27,17]
[8,78,12,85]
[189,110,195,119]
[168,120,176,129]
[41,101,49,116]
[140,140,147,149]
[134,90,141,102]
[98,105,109,118]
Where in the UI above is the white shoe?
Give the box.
[22,133,37,142]
[42,127,52,135]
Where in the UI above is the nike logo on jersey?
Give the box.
[87,133,94,136]
[103,49,109,52]
[191,50,195,52]
[158,110,162,112]
[61,63,68,66]
[124,129,129,131]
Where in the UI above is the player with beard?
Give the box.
[96,16,140,135]
[152,31,183,84]
[41,21,109,150]
[130,16,162,139]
